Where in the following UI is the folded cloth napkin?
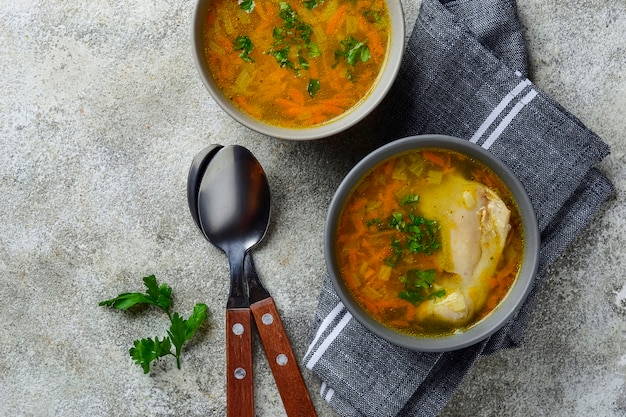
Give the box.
[303,0,614,416]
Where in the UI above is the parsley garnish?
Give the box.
[303,0,322,10]
[234,35,255,63]
[336,36,371,66]
[99,275,210,373]
[307,78,320,97]
[271,46,293,69]
[267,2,320,77]
[239,0,255,13]
[365,194,441,267]
[400,193,420,205]
[99,274,173,316]
[398,269,446,305]
[307,42,322,58]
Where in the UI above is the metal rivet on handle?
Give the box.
[234,367,247,379]
[262,313,274,325]
[232,323,244,335]
[276,354,288,366]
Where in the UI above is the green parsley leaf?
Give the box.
[298,50,309,70]
[167,304,209,369]
[271,46,294,69]
[336,36,371,66]
[388,212,405,230]
[385,237,404,267]
[100,276,211,373]
[234,35,255,63]
[365,194,441,266]
[303,0,322,10]
[267,1,320,85]
[239,0,255,13]
[278,2,297,29]
[307,78,320,97]
[129,336,173,374]
[400,194,420,205]
[98,275,172,317]
[307,42,322,58]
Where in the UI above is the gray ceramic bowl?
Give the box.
[325,135,540,352]
[192,0,405,141]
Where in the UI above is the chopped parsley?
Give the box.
[233,35,255,63]
[307,78,320,97]
[336,36,371,66]
[271,46,293,69]
[365,194,441,267]
[398,269,446,305]
[239,0,255,13]
[400,193,420,205]
[303,0,323,10]
[267,2,321,77]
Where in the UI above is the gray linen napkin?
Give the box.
[303,0,614,416]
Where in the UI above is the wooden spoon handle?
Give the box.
[251,297,318,417]
[226,308,254,417]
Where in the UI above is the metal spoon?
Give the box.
[191,145,316,417]
[187,145,272,308]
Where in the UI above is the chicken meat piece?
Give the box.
[415,174,511,326]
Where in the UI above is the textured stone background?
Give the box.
[1,0,624,416]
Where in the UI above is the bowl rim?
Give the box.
[191,0,405,141]
[325,134,540,352]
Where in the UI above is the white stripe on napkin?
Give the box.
[470,78,531,144]
[481,89,538,150]
[306,310,353,370]
[320,381,335,403]
[325,387,335,402]
[305,302,346,358]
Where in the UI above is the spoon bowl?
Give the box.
[198,146,271,257]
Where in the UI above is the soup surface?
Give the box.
[335,148,524,336]
[202,0,390,128]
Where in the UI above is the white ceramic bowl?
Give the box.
[192,0,405,140]
[325,135,540,351]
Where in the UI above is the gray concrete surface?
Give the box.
[1,0,624,416]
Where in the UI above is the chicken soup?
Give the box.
[335,148,524,336]
[201,0,390,128]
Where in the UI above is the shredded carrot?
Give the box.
[326,4,348,35]
[288,87,306,106]
[422,150,450,169]
[254,1,266,19]
[206,8,217,25]
[358,15,385,63]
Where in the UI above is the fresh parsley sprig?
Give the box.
[99,275,210,374]
[99,275,173,317]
